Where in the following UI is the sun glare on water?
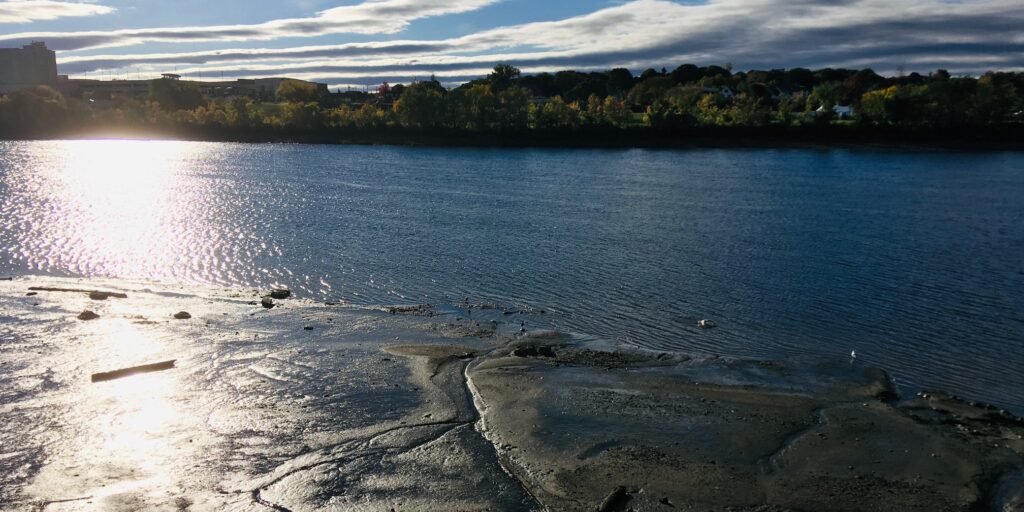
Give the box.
[7,139,220,280]
[51,140,190,275]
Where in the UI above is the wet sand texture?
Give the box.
[1,277,1022,511]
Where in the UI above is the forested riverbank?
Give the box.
[2,64,1022,148]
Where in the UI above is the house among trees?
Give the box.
[818,104,855,119]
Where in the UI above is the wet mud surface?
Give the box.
[1,277,1022,511]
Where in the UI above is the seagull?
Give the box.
[850,350,857,359]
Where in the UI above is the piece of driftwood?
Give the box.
[28,286,127,299]
[91,360,176,383]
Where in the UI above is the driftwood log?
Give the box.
[91,360,176,383]
[28,286,127,300]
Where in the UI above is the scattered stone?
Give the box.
[173,311,192,320]
[387,304,432,315]
[25,292,37,296]
[77,310,100,321]
[261,297,275,309]
[91,360,176,383]
[512,345,556,358]
[270,288,291,299]
[303,325,314,331]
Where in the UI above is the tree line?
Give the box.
[1,63,1022,143]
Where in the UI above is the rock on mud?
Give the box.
[76,310,100,321]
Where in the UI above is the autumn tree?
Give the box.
[275,79,322,103]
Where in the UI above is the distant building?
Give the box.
[816,105,855,119]
[0,42,58,93]
[833,105,854,119]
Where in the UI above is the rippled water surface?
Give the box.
[1,140,1022,411]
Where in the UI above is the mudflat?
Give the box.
[1,277,1021,511]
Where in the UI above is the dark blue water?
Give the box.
[2,141,1023,411]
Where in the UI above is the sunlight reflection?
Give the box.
[83,321,184,496]
[41,140,209,279]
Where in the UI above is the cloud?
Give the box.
[0,0,499,50]
[33,0,1024,82]
[0,0,113,23]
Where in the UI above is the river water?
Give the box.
[1,140,1022,412]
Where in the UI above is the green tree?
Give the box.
[626,76,674,108]
[729,95,771,126]
[228,97,261,127]
[149,79,205,111]
[278,101,320,129]
[275,79,322,103]
[497,86,531,129]
[775,92,806,126]
[351,103,387,129]
[324,105,354,128]
[806,82,844,112]
[663,84,704,114]
[606,68,634,98]
[463,84,499,130]
[0,86,79,133]
[858,85,909,125]
[670,64,701,84]
[694,94,725,125]
[969,73,1018,125]
[393,81,446,128]
[529,96,579,129]
[582,94,604,126]
[644,100,691,128]
[601,96,632,127]
[488,64,521,92]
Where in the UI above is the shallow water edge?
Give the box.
[5,123,1024,152]
[2,276,1023,511]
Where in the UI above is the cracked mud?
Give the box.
[2,277,1023,511]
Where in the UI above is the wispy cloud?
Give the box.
[52,0,1024,82]
[0,0,499,50]
[0,0,113,24]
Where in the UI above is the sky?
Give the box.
[0,0,1022,89]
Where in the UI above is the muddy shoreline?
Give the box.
[1,276,1022,511]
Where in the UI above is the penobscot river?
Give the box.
[1,140,1022,412]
